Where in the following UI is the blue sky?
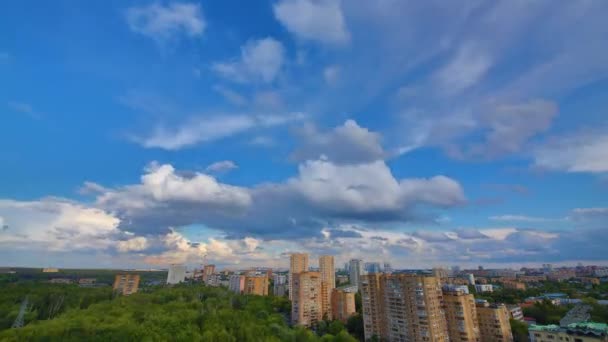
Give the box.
[1,0,607,269]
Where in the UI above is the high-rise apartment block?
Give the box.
[319,255,335,319]
[476,300,513,342]
[229,274,245,294]
[113,274,140,296]
[361,273,449,341]
[289,253,309,300]
[443,289,480,341]
[331,288,356,322]
[167,264,186,284]
[349,259,365,290]
[203,264,215,277]
[273,274,287,296]
[291,271,323,327]
[244,275,268,296]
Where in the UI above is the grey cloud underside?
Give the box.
[96,161,465,239]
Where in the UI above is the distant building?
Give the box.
[49,278,72,284]
[43,268,59,273]
[331,288,356,322]
[229,274,245,294]
[432,267,449,281]
[113,274,140,295]
[291,271,322,327]
[289,253,309,300]
[336,274,349,285]
[167,264,186,284]
[443,284,470,294]
[476,300,513,342]
[468,273,476,285]
[203,264,216,278]
[348,259,365,290]
[560,305,592,327]
[78,278,97,287]
[244,275,268,296]
[273,274,287,296]
[529,322,608,342]
[364,262,382,274]
[475,284,494,293]
[503,281,527,290]
[444,289,480,341]
[508,305,524,321]
[383,262,392,274]
[319,255,335,319]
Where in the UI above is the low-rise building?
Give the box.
[529,322,608,342]
[508,305,524,321]
[503,281,526,290]
[49,278,72,284]
[113,274,140,295]
[475,284,494,293]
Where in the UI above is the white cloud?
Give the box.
[292,120,386,164]
[116,236,149,252]
[212,85,248,106]
[274,0,350,45]
[533,128,608,173]
[125,2,205,41]
[206,160,238,173]
[323,65,340,85]
[213,37,285,83]
[434,43,492,93]
[0,198,120,251]
[133,112,305,150]
[8,101,39,119]
[489,215,559,223]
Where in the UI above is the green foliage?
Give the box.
[523,300,571,325]
[510,319,529,342]
[346,313,364,341]
[0,283,357,341]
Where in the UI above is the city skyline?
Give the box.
[2,1,608,269]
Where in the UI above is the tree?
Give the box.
[346,313,364,341]
[510,319,529,342]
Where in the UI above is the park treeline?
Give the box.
[0,283,360,341]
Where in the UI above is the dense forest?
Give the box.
[0,282,359,341]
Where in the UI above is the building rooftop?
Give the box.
[566,322,608,336]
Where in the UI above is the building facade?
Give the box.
[291,271,322,327]
[361,273,450,342]
[349,259,365,290]
[331,288,356,322]
[443,290,480,342]
[244,275,268,296]
[319,255,335,319]
[229,274,245,294]
[167,264,186,285]
[113,274,140,295]
[476,301,513,342]
[273,274,287,296]
[529,323,608,342]
[289,253,309,300]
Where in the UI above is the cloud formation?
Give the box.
[206,160,238,173]
[274,0,350,45]
[126,2,205,42]
[213,37,285,83]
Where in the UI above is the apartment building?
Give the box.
[361,273,449,342]
[113,274,140,296]
[291,271,322,327]
[443,290,480,342]
[476,300,514,342]
[289,253,309,300]
[229,274,245,294]
[319,255,335,319]
[244,275,268,296]
[331,288,356,322]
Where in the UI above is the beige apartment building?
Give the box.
[244,275,268,296]
[331,288,356,322]
[476,301,514,342]
[289,253,309,300]
[361,273,449,342]
[443,290,480,342]
[319,255,335,319]
[113,274,140,296]
[291,271,322,327]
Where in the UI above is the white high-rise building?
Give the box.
[467,273,475,285]
[273,274,287,296]
[349,259,365,290]
[167,264,186,284]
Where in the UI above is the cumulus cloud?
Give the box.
[206,160,238,173]
[125,2,205,42]
[92,159,464,239]
[292,120,386,164]
[116,236,149,252]
[0,198,120,251]
[533,127,608,173]
[274,0,350,45]
[133,112,305,150]
[213,37,285,83]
